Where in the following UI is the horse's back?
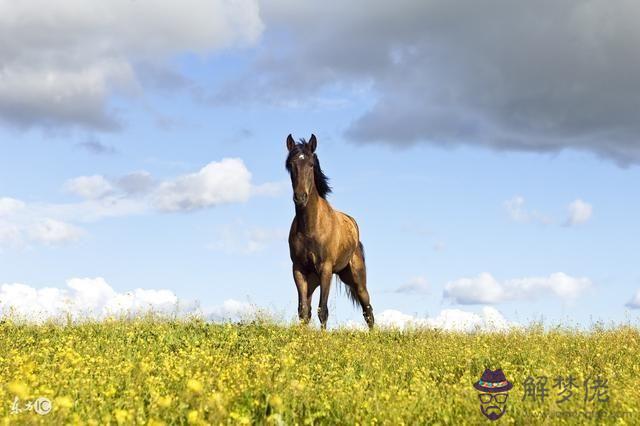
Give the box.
[336,211,359,236]
[335,210,361,253]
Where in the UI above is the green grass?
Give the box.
[1,319,639,424]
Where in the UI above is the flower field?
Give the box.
[1,319,639,424]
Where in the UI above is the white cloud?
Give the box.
[504,195,528,222]
[394,276,429,294]
[565,199,593,226]
[65,175,114,199]
[0,197,25,216]
[208,221,287,254]
[504,195,553,225]
[0,0,264,131]
[0,277,182,321]
[152,158,252,212]
[205,299,259,322]
[0,276,521,330]
[0,222,22,247]
[245,227,288,253]
[57,159,263,218]
[445,273,503,304]
[63,158,266,215]
[0,212,84,249]
[48,160,255,220]
[27,218,84,245]
[504,196,593,227]
[0,158,282,248]
[372,306,518,331]
[444,272,592,304]
[41,197,149,223]
[626,290,640,309]
[251,180,288,197]
[0,277,261,323]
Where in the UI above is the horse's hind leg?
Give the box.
[338,247,374,329]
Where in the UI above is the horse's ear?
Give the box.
[286,134,295,151]
[309,134,317,152]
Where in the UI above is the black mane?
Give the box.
[285,138,332,199]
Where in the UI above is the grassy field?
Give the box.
[1,319,639,425]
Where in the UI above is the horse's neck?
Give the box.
[296,192,329,235]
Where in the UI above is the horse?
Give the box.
[285,134,374,329]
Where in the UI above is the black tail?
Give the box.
[336,275,359,307]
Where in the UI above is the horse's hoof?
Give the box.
[364,315,374,330]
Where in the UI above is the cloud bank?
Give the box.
[61,158,259,216]
[444,272,592,304]
[226,0,640,165]
[0,277,258,323]
[1,276,518,332]
[504,196,593,226]
[344,306,518,331]
[6,1,638,165]
[0,158,280,248]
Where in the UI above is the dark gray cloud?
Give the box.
[116,171,156,195]
[135,62,194,92]
[223,0,640,165]
[394,276,429,294]
[0,86,122,133]
[77,139,117,155]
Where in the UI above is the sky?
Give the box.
[0,0,639,330]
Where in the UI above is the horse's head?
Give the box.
[285,134,330,207]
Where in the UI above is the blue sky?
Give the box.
[1,1,639,329]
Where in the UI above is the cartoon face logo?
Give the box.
[473,369,513,421]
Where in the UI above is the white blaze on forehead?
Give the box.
[298,154,305,159]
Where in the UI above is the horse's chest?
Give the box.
[292,235,323,271]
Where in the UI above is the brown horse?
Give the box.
[285,134,374,329]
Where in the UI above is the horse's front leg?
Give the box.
[293,265,311,324]
[317,264,333,329]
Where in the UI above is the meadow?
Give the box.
[1,318,639,425]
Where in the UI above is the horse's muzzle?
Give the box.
[294,192,308,206]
